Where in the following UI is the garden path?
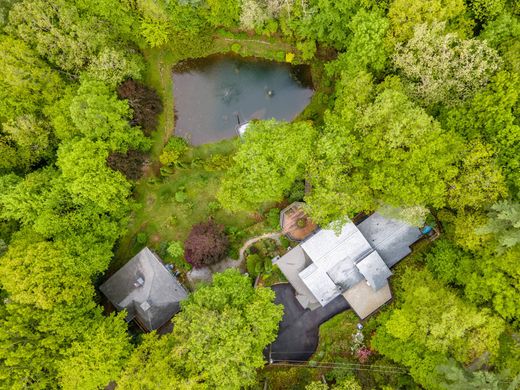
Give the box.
[186,231,281,286]
[238,232,281,262]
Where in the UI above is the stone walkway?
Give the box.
[187,231,281,286]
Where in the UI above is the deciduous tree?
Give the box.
[184,219,229,268]
[372,268,505,389]
[387,0,470,42]
[394,22,501,107]
[477,199,520,250]
[218,120,315,211]
[119,269,283,388]
[306,74,461,225]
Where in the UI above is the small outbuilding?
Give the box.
[100,247,188,332]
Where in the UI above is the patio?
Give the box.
[280,202,318,242]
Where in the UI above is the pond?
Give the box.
[173,55,314,145]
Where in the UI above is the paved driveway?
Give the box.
[266,283,350,362]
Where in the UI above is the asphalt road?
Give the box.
[266,283,350,362]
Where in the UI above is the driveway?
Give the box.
[266,283,350,362]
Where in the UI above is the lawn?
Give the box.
[112,33,327,272]
[112,138,268,271]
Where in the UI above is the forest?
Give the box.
[0,0,519,389]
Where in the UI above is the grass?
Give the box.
[113,32,325,272]
[112,139,260,271]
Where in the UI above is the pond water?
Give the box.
[173,55,314,145]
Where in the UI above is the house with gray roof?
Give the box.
[100,247,189,332]
[273,212,422,319]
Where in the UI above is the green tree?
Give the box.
[0,299,131,389]
[1,115,55,170]
[205,0,241,28]
[480,13,520,74]
[69,79,150,152]
[440,71,520,191]
[218,120,316,211]
[477,199,520,250]
[372,269,505,389]
[57,139,132,215]
[306,75,461,225]
[0,237,93,309]
[468,0,506,22]
[438,359,511,390]
[297,0,362,49]
[0,36,64,121]
[132,0,174,47]
[326,9,389,76]
[7,0,139,74]
[394,22,501,107]
[57,312,131,390]
[119,269,283,388]
[85,47,144,87]
[387,0,470,42]
[0,169,127,276]
[447,141,507,211]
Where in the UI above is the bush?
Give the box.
[136,232,148,245]
[175,187,188,203]
[203,154,232,171]
[117,80,163,135]
[167,241,183,259]
[265,208,280,230]
[167,241,191,271]
[107,150,148,180]
[160,137,189,167]
[231,43,241,53]
[279,235,290,249]
[184,220,229,268]
[208,201,221,213]
[246,253,272,278]
[225,226,246,259]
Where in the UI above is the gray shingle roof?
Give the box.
[275,211,422,310]
[357,213,422,268]
[100,248,188,331]
[355,251,392,291]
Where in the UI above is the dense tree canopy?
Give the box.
[372,268,505,389]
[305,72,462,224]
[118,270,283,388]
[218,119,315,211]
[0,0,519,388]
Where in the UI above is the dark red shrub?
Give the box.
[107,150,148,180]
[117,80,163,135]
[184,220,229,268]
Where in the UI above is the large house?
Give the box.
[274,212,422,319]
[100,247,189,332]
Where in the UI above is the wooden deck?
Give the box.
[280,202,318,242]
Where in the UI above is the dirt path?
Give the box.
[187,232,281,286]
[238,232,281,262]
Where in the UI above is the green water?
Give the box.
[173,55,314,145]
